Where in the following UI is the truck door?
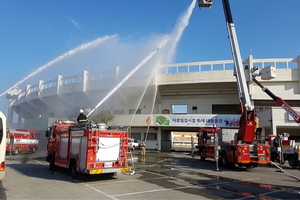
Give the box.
[79,137,87,170]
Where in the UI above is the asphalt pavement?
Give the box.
[132,150,300,189]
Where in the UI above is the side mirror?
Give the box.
[46,130,49,138]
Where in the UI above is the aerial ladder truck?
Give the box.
[197,0,271,168]
[252,75,300,169]
[198,0,300,170]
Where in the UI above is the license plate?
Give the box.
[104,162,112,168]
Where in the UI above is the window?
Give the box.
[113,109,124,115]
[212,104,239,114]
[192,106,197,114]
[131,133,141,140]
[129,109,141,114]
[146,133,157,140]
[172,105,187,114]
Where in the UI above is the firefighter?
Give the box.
[140,140,146,157]
[255,114,260,129]
[77,109,88,123]
[255,114,262,135]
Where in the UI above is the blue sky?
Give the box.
[0,0,299,115]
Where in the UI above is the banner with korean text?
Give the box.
[155,114,240,127]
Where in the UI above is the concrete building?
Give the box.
[6,55,300,151]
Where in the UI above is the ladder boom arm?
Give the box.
[252,77,300,123]
[222,0,253,111]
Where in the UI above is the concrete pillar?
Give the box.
[57,75,62,94]
[25,85,31,98]
[157,127,161,151]
[7,104,14,123]
[38,80,43,96]
[297,55,300,68]
[82,70,88,92]
[18,108,22,124]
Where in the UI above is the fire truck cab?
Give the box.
[46,120,132,178]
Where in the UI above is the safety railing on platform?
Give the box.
[10,56,300,100]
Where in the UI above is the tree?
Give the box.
[91,111,115,125]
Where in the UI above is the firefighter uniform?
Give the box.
[141,140,146,157]
[255,116,260,129]
[77,109,88,123]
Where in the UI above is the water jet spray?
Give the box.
[87,36,171,118]
[0,35,117,98]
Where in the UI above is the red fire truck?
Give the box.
[46,120,132,178]
[197,126,270,168]
[196,0,271,168]
[253,75,300,169]
[6,129,39,155]
[266,134,299,168]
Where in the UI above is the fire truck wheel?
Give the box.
[288,155,298,168]
[31,148,36,153]
[107,172,117,177]
[13,148,19,155]
[221,152,234,167]
[49,156,55,171]
[70,160,78,179]
[199,150,205,161]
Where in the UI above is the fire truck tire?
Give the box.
[31,148,36,153]
[49,155,55,171]
[70,160,78,179]
[199,150,205,161]
[13,147,19,155]
[107,172,118,177]
[221,152,227,166]
[288,155,298,168]
[221,152,234,168]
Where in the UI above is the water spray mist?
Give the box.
[0,35,117,98]
[87,36,171,117]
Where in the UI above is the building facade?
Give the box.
[6,55,300,151]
